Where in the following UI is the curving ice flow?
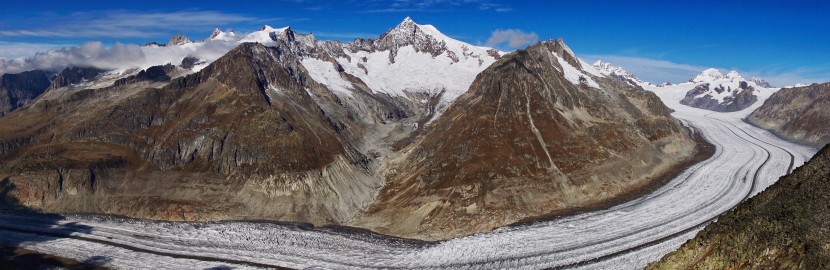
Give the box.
[0,87,818,269]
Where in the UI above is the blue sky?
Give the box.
[1,0,828,85]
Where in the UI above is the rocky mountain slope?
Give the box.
[0,70,51,116]
[648,144,830,269]
[1,18,699,240]
[353,40,698,240]
[746,82,830,147]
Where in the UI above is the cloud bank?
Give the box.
[0,40,241,76]
[485,29,539,49]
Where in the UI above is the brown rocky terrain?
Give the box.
[352,40,698,240]
[648,144,830,269]
[746,82,830,147]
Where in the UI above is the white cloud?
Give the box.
[0,11,262,39]
[485,29,538,49]
[0,40,241,76]
[0,42,71,60]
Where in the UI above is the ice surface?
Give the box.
[301,58,355,97]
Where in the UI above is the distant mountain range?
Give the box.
[592,61,779,112]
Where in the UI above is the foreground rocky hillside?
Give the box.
[648,144,830,269]
[353,40,698,239]
[746,82,830,147]
[0,18,700,240]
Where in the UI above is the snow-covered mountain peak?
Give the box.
[209,28,222,39]
[592,60,627,75]
[725,70,745,81]
[239,25,290,44]
[397,16,416,29]
[207,28,238,42]
[379,17,439,47]
[552,39,576,60]
[691,68,725,82]
[590,59,651,87]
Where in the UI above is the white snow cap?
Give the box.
[725,70,745,81]
[239,25,289,44]
[691,68,726,82]
[590,60,651,87]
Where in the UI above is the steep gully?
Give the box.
[0,98,817,269]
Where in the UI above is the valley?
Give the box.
[0,85,815,269]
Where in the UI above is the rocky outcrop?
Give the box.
[680,82,758,112]
[112,64,176,86]
[352,41,698,240]
[648,144,830,269]
[752,77,774,88]
[746,82,830,147]
[180,57,202,69]
[168,34,192,45]
[0,70,51,116]
[48,67,105,90]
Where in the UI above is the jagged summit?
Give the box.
[239,25,290,44]
[168,34,192,45]
[209,28,222,40]
[592,60,650,87]
[691,68,725,82]
[593,60,632,76]
[397,16,416,29]
[376,17,447,57]
[752,77,774,88]
[726,70,744,80]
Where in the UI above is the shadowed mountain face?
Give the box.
[747,82,830,147]
[0,70,51,116]
[648,144,830,269]
[353,41,697,240]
